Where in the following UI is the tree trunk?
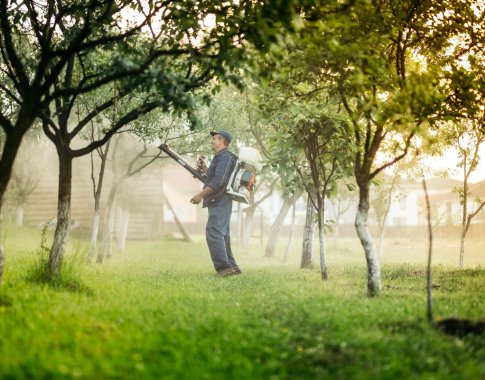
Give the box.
[48,153,73,280]
[97,192,116,264]
[15,205,24,226]
[106,206,116,258]
[0,132,24,280]
[317,202,328,280]
[422,179,434,323]
[0,131,24,210]
[265,194,297,258]
[355,183,381,296]
[282,202,296,263]
[301,193,315,269]
[0,105,39,286]
[88,211,100,263]
[0,243,4,286]
[378,227,385,260]
[88,139,110,263]
[459,162,467,269]
[117,208,129,252]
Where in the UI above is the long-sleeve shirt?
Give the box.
[203,148,237,208]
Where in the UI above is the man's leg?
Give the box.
[206,197,233,272]
[222,200,240,273]
[224,229,240,273]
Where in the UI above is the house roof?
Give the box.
[376,175,462,191]
[469,180,485,197]
[422,177,462,191]
[419,179,485,205]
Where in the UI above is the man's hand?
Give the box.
[196,155,208,175]
[190,194,203,204]
[190,187,214,205]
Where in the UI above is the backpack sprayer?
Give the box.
[158,144,257,204]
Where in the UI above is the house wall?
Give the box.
[6,137,204,240]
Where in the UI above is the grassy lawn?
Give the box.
[0,224,484,379]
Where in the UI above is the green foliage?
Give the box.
[0,226,484,379]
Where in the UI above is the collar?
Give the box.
[215,148,228,157]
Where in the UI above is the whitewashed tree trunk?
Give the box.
[88,212,100,263]
[459,162,467,269]
[88,138,110,263]
[317,204,328,280]
[378,229,385,260]
[107,205,116,258]
[15,205,24,226]
[282,203,296,263]
[115,205,123,244]
[301,194,315,269]
[117,208,129,252]
[265,194,297,258]
[355,184,381,296]
[459,233,466,268]
[97,200,116,264]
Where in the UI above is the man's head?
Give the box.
[210,130,232,152]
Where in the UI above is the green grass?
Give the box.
[0,225,484,379]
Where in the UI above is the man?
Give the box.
[190,130,241,277]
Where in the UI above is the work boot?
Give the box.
[216,267,237,277]
[234,268,242,275]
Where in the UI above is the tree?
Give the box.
[87,124,112,262]
[302,118,351,280]
[445,119,485,268]
[260,96,352,277]
[250,29,355,278]
[300,193,315,269]
[96,137,162,263]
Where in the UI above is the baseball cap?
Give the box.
[210,130,232,144]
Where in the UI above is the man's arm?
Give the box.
[190,186,214,205]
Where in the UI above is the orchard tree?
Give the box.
[442,119,485,268]
[241,85,306,258]
[255,79,352,277]
[277,113,352,280]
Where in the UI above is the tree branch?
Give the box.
[0,0,29,90]
[71,100,160,157]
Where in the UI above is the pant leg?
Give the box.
[206,196,233,271]
[222,198,238,269]
[224,226,239,270]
